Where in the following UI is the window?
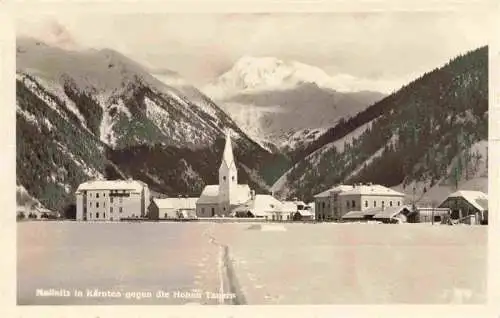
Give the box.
[119,198,123,203]
[103,193,106,197]
[96,202,100,208]
[103,212,106,218]
[90,193,92,198]
[96,193,100,198]
[374,201,377,207]
[119,207,123,213]
[398,201,401,206]
[90,213,92,218]
[211,208,215,217]
[96,212,100,218]
[104,202,106,207]
[201,208,205,214]
[382,201,385,208]
[347,201,350,208]
[89,202,92,207]
[352,200,356,208]
[322,202,326,209]
[223,176,226,181]
[110,207,113,213]
[365,201,368,208]
[110,197,114,203]
[390,201,393,207]
[232,176,235,182]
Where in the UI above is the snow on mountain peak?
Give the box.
[203,56,336,99]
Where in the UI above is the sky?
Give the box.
[15,8,490,93]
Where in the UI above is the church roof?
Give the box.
[196,184,251,204]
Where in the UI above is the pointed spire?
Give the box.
[221,128,235,168]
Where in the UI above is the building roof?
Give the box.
[76,179,145,193]
[338,184,405,197]
[152,198,197,210]
[196,184,251,205]
[443,190,488,212]
[341,211,366,219]
[231,194,283,217]
[314,185,354,198]
[373,205,411,219]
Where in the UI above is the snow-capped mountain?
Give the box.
[202,56,386,149]
[16,37,285,214]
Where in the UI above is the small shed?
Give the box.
[438,190,488,224]
[372,206,412,223]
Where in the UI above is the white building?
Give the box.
[75,179,150,221]
[313,185,354,221]
[196,129,252,217]
[338,183,405,217]
[149,197,198,220]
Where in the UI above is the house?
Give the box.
[313,185,354,221]
[438,190,488,224]
[281,199,308,220]
[338,183,405,218]
[292,207,314,221]
[75,179,150,221]
[196,129,252,217]
[149,197,198,220]
[230,193,283,219]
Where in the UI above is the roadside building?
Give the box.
[338,183,405,217]
[149,197,198,220]
[313,185,354,221]
[438,190,488,224]
[75,179,150,221]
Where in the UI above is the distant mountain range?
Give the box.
[202,56,386,150]
[16,37,286,214]
[272,46,488,204]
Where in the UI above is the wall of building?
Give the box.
[196,204,219,218]
[339,194,404,216]
[76,188,146,221]
[76,193,84,220]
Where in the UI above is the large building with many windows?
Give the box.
[75,179,150,221]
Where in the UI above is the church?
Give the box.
[196,130,252,217]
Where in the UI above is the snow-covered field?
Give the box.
[213,222,487,304]
[17,222,486,305]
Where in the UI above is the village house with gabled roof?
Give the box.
[196,129,252,217]
[438,190,488,224]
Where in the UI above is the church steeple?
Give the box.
[220,128,235,170]
[218,128,238,215]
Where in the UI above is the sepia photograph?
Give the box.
[13,4,490,307]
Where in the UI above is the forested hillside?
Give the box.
[276,46,488,202]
